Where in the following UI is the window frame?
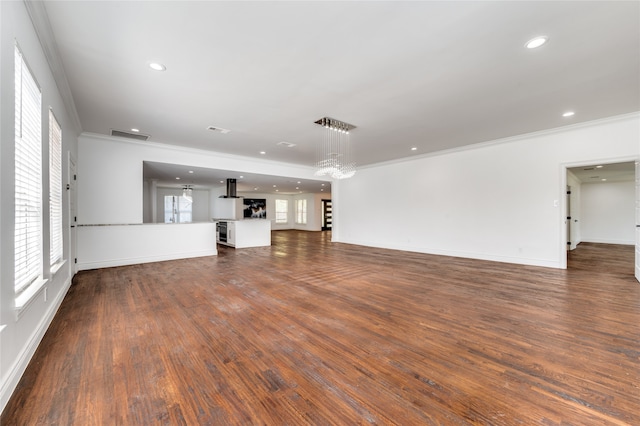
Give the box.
[275,199,288,224]
[295,199,307,225]
[14,44,44,296]
[49,109,63,267]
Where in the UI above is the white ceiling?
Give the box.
[38,1,639,191]
[143,161,331,195]
[568,161,636,184]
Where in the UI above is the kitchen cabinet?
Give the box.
[216,220,270,248]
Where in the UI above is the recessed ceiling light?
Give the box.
[297,181,301,184]
[176,177,180,180]
[149,62,166,71]
[562,111,575,117]
[296,187,299,190]
[131,128,140,132]
[601,178,607,181]
[596,165,603,169]
[273,185,277,187]
[525,36,548,49]
[260,151,266,155]
[239,176,244,179]
[276,189,279,192]
[188,170,194,174]
[321,183,325,186]
[254,187,258,190]
[220,180,224,184]
[411,147,417,151]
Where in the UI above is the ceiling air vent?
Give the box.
[277,141,297,148]
[207,126,231,134]
[111,129,150,141]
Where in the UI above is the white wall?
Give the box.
[237,192,292,230]
[0,1,80,413]
[291,193,324,231]
[78,133,324,225]
[333,114,639,268]
[581,180,635,245]
[77,223,217,271]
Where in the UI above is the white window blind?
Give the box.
[296,199,307,225]
[15,46,43,294]
[49,110,63,265]
[275,199,288,223]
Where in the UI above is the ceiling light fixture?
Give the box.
[149,62,166,71]
[182,185,193,202]
[314,117,356,179]
[411,147,417,151]
[562,111,575,117]
[525,36,548,49]
[260,151,266,155]
[596,165,603,169]
[131,128,140,132]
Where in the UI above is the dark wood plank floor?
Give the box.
[2,232,639,425]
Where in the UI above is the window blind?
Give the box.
[15,46,43,294]
[275,199,288,223]
[296,199,307,225]
[50,110,63,265]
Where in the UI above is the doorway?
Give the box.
[564,160,636,276]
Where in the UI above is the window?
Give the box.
[164,195,192,223]
[15,45,43,294]
[49,110,63,266]
[275,199,288,223]
[295,199,307,225]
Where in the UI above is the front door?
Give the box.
[322,199,332,231]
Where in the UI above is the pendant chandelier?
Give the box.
[314,117,356,179]
[182,185,193,202]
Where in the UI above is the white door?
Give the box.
[635,160,640,282]
[68,152,77,275]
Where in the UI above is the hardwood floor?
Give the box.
[2,232,639,425]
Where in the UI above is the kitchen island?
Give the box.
[216,219,271,248]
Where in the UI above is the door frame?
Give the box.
[559,155,638,270]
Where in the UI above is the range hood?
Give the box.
[220,178,239,198]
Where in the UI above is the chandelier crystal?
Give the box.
[314,117,356,179]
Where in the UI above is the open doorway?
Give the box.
[565,161,636,272]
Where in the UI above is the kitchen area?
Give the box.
[212,179,271,249]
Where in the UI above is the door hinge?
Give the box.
[74,258,77,264]
[74,174,77,181]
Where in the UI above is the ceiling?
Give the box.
[143,161,331,195]
[568,161,636,184]
[38,1,640,192]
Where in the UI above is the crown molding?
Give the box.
[24,0,82,134]
[360,112,640,171]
